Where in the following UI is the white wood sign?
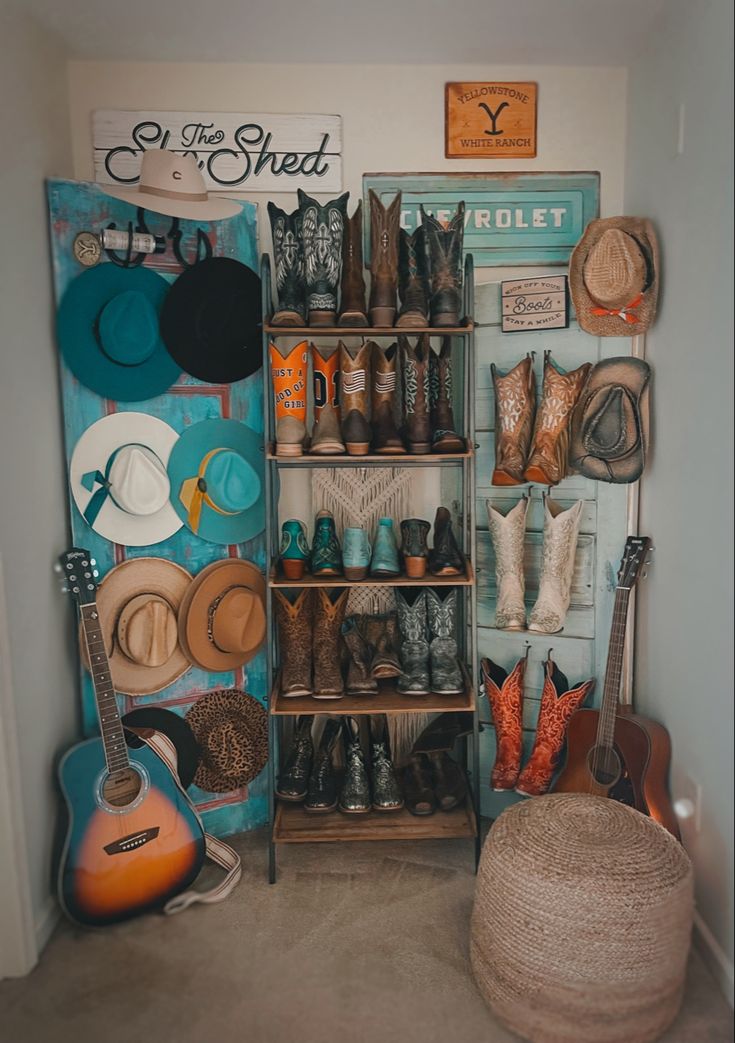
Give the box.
[93,110,343,194]
[501,276,569,332]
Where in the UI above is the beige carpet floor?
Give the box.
[0,828,732,1043]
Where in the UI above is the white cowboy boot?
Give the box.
[486,495,529,631]
[528,496,583,634]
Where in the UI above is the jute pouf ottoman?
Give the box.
[470,794,693,1043]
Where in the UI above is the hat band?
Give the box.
[139,182,209,204]
[81,443,148,526]
[590,293,643,324]
[181,448,241,534]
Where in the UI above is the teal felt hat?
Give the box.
[167,418,265,545]
[56,264,182,402]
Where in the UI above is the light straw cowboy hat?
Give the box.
[80,557,193,695]
[185,688,268,793]
[102,149,242,221]
[69,412,183,547]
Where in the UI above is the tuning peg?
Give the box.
[90,558,97,566]
[92,570,99,578]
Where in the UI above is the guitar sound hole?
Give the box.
[102,767,143,808]
[587,745,622,787]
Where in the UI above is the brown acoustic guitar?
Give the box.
[553,536,680,839]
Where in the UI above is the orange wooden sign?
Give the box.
[445,82,538,159]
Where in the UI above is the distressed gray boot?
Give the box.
[369,715,403,811]
[339,716,371,814]
[425,588,463,695]
[395,589,431,695]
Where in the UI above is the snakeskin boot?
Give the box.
[524,352,592,486]
[528,496,583,634]
[267,202,306,326]
[399,334,432,454]
[298,188,349,326]
[340,341,372,455]
[395,589,431,695]
[516,653,595,797]
[339,716,371,813]
[491,354,536,486]
[481,651,528,790]
[428,506,465,577]
[273,589,313,697]
[485,495,529,631]
[425,587,463,695]
[421,202,464,327]
[312,588,349,698]
[429,338,465,453]
[341,615,378,696]
[304,718,341,813]
[371,342,405,454]
[339,201,368,326]
[397,225,429,327]
[276,715,314,801]
[370,715,403,811]
[368,189,401,326]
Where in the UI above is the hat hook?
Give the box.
[168,217,213,270]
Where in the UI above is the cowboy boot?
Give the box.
[429,338,465,453]
[421,202,465,327]
[340,341,372,455]
[524,352,592,486]
[427,751,467,811]
[403,753,436,816]
[312,588,349,698]
[298,188,349,326]
[485,495,529,631]
[368,189,401,326]
[528,496,584,634]
[491,354,536,485]
[339,201,368,327]
[267,202,306,326]
[304,717,341,813]
[273,589,313,697]
[311,509,343,576]
[341,616,378,696]
[310,344,345,455]
[428,506,465,576]
[269,340,308,456]
[399,334,431,454]
[481,650,528,790]
[395,589,430,695]
[425,588,463,695]
[279,519,310,581]
[397,225,429,328]
[371,342,405,454]
[400,518,430,578]
[339,716,371,814]
[370,715,403,811]
[362,611,402,679]
[516,653,595,797]
[369,518,401,577]
[276,715,314,801]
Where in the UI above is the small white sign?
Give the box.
[501,276,570,332]
[93,110,343,194]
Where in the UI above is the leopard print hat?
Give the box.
[185,688,268,793]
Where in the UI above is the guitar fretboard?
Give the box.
[596,586,631,751]
[80,603,130,774]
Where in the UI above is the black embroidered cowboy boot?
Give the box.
[429,337,465,453]
[425,588,463,695]
[369,715,403,812]
[304,718,341,813]
[368,189,401,327]
[371,341,405,454]
[339,716,371,814]
[400,518,430,578]
[276,715,314,802]
[399,334,431,454]
[339,201,368,327]
[397,225,429,328]
[421,202,465,327]
[428,506,465,577]
[298,189,349,327]
[267,202,306,327]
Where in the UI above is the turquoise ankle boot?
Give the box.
[311,510,343,576]
[370,517,401,577]
[279,519,310,580]
[343,527,371,581]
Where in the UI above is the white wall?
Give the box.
[626,0,734,1003]
[0,7,77,965]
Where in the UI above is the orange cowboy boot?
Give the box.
[269,340,308,456]
[524,352,592,486]
[491,354,536,485]
[516,652,594,797]
[481,648,529,790]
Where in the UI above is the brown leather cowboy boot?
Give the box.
[339,201,368,327]
[397,226,429,327]
[273,589,313,697]
[430,337,465,453]
[481,650,528,790]
[372,342,405,454]
[399,334,431,454]
[362,611,402,679]
[421,203,465,327]
[516,652,594,797]
[312,588,349,698]
[340,341,372,455]
[341,615,378,696]
[491,354,536,485]
[310,343,345,455]
[524,352,592,486]
[368,189,401,327]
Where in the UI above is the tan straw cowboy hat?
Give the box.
[103,149,242,221]
[185,688,268,793]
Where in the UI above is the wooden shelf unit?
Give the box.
[268,560,474,588]
[274,801,477,844]
[270,676,475,716]
[266,443,473,465]
[264,321,474,338]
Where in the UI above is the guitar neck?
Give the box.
[597,586,631,749]
[79,602,130,774]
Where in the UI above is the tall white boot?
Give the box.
[486,495,529,631]
[528,496,583,634]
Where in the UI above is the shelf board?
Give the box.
[270,675,476,716]
[264,321,474,338]
[273,800,477,844]
[268,560,474,588]
[266,443,473,466]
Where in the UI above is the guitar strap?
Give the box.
[140,731,242,914]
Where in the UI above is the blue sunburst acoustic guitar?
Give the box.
[56,548,206,926]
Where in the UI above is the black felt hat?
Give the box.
[160,257,262,384]
[123,707,202,789]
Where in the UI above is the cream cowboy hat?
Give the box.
[69,412,183,547]
[102,149,242,221]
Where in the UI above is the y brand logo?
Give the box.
[478,101,509,136]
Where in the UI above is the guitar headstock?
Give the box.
[617,536,653,590]
[55,548,99,606]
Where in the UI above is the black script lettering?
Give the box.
[181,122,225,148]
[300,134,331,177]
[512,295,553,315]
[104,121,170,183]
